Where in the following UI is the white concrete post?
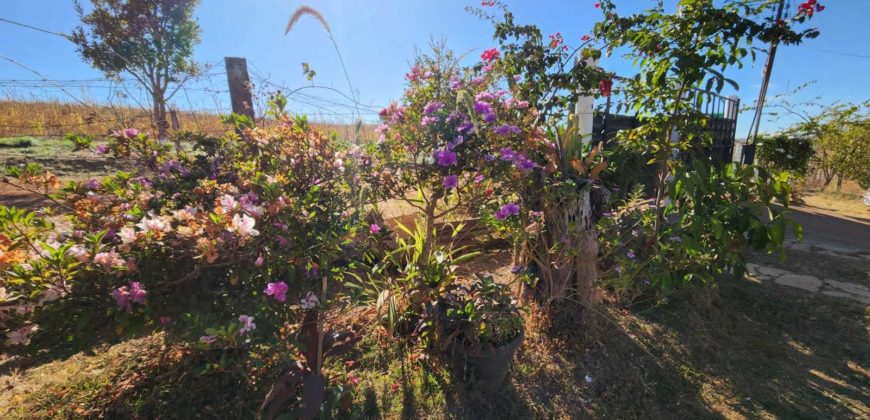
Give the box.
[575,57,597,146]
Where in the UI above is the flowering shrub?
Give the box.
[0,104,375,351]
[370,45,545,251]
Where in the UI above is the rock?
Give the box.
[774,274,822,293]
[821,290,870,305]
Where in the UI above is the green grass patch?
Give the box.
[0,137,34,148]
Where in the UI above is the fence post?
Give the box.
[169,108,180,131]
[224,57,255,122]
[574,57,596,146]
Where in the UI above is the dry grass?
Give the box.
[800,191,870,221]
[1,248,868,418]
[0,100,376,141]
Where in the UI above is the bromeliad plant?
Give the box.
[443,272,523,352]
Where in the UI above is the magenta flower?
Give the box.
[111,281,147,311]
[481,48,500,61]
[514,155,537,171]
[423,101,445,115]
[443,175,459,190]
[255,255,265,267]
[370,224,382,234]
[421,115,439,126]
[95,144,109,155]
[495,203,520,220]
[121,128,139,138]
[264,281,289,303]
[500,147,517,161]
[494,124,522,136]
[433,150,457,166]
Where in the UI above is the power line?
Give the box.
[810,48,870,59]
[0,17,70,39]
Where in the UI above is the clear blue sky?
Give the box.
[1,0,868,136]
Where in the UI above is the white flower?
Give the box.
[5,324,38,346]
[118,227,137,244]
[584,375,593,383]
[231,214,259,237]
[66,245,90,263]
[136,214,170,233]
[39,284,67,304]
[301,291,320,310]
[220,194,238,210]
[238,315,256,334]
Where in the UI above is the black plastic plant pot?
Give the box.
[450,330,524,390]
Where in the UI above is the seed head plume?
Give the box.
[286,6,331,35]
[284,5,363,136]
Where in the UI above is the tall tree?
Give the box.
[71,0,201,140]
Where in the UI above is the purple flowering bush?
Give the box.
[0,106,376,353]
[371,45,550,251]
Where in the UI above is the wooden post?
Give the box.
[169,108,180,130]
[224,57,255,121]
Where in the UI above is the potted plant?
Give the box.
[443,273,524,389]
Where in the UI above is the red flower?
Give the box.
[481,48,500,62]
[548,32,564,49]
[481,1,496,6]
[390,383,400,392]
[599,78,613,97]
[594,2,601,8]
[581,34,591,42]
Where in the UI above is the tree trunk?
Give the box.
[152,91,169,140]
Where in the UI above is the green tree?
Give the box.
[71,0,202,141]
[594,0,820,234]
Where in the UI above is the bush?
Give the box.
[756,134,814,175]
[1,104,376,352]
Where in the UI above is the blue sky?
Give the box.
[1,0,868,136]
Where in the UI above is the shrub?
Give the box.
[756,134,813,175]
[1,104,376,352]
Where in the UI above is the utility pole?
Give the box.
[743,0,786,163]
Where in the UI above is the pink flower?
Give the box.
[112,281,147,311]
[118,227,137,244]
[122,128,140,138]
[220,194,238,210]
[93,249,124,270]
[301,292,319,310]
[581,34,591,41]
[423,101,445,115]
[443,175,459,190]
[255,255,265,267]
[481,48,500,62]
[136,214,170,233]
[95,144,109,155]
[370,224,382,234]
[231,214,260,237]
[264,281,289,303]
[200,335,216,344]
[66,245,90,263]
[5,324,38,346]
[238,315,256,334]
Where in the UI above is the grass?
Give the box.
[0,136,33,148]
[2,250,867,419]
[0,100,376,143]
[800,191,870,221]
